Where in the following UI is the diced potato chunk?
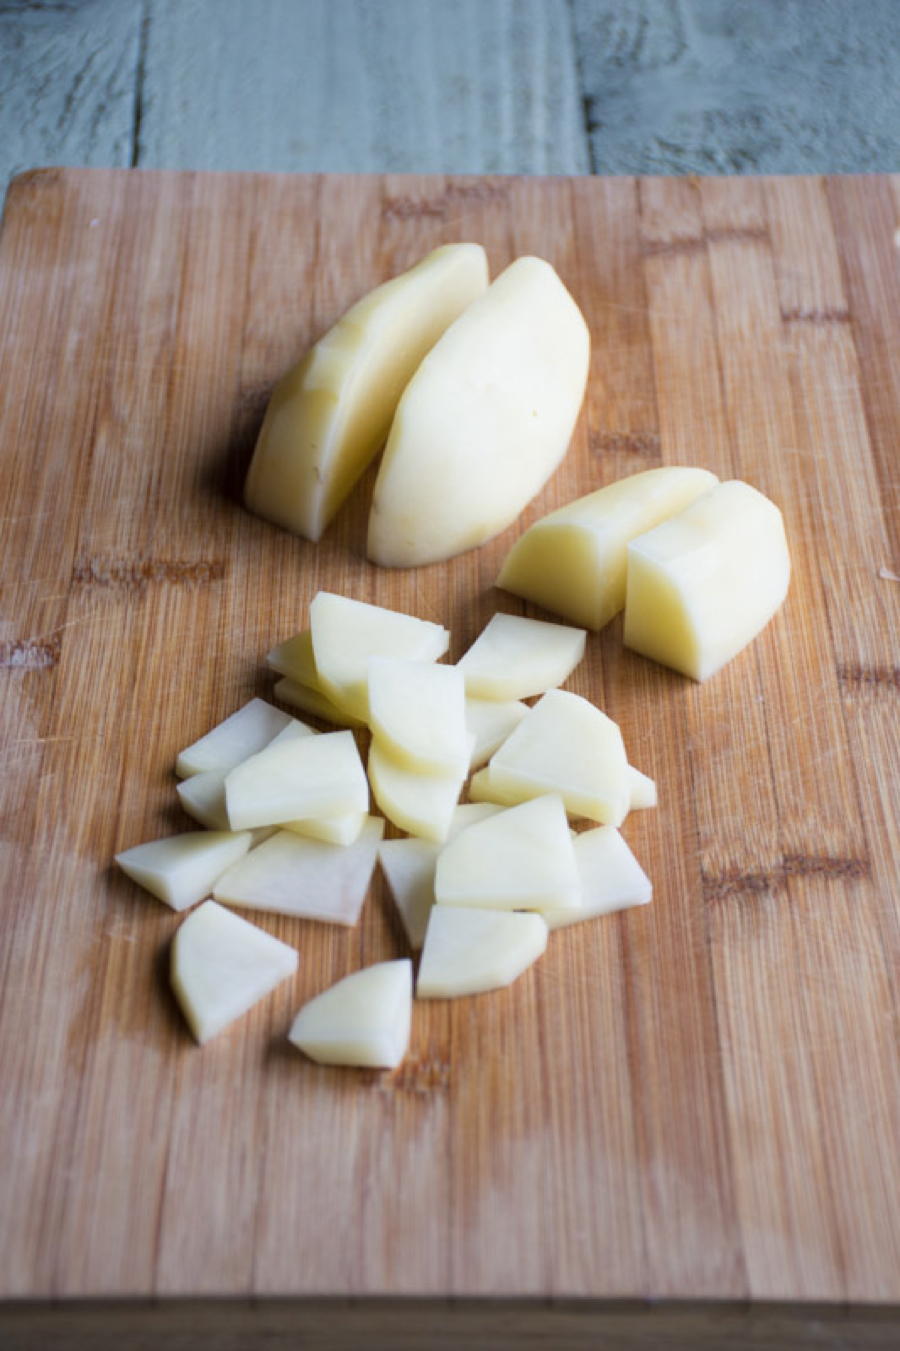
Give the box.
[465,696,528,770]
[367,256,590,567]
[627,765,657,810]
[224,729,368,830]
[175,698,295,778]
[367,657,468,775]
[434,794,581,913]
[245,244,489,541]
[456,612,586,701]
[624,479,791,680]
[177,721,316,830]
[273,676,365,728]
[417,905,548,998]
[213,818,384,925]
[266,629,319,686]
[488,689,630,826]
[378,804,503,948]
[171,900,298,1043]
[543,826,652,929]
[115,830,253,911]
[283,811,367,847]
[497,466,719,630]
[288,959,412,1068]
[367,736,467,842]
[310,591,449,721]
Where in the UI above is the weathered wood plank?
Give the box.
[135,0,590,174]
[0,0,143,192]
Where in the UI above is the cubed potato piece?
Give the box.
[467,766,524,808]
[465,696,528,770]
[273,676,365,728]
[367,256,590,567]
[627,765,657,810]
[543,826,652,929]
[434,794,581,913]
[378,803,503,948]
[266,629,319,686]
[367,657,468,775]
[213,817,384,925]
[496,466,719,630]
[288,959,412,1068]
[245,244,488,541]
[175,698,296,778]
[177,721,316,829]
[171,900,298,1044]
[310,591,449,721]
[624,480,791,681]
[115,830,253,911]
[224,729,368,830]
[367,736,468,842]
[488,689,630,826]
[456,612,586,701]
[283,811,367,847]
[416,905,548,998]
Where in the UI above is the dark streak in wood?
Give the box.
[590,429,661,458]
[781,307,851,324]
[71,557,227,589]
[381,180,510,222]
[704,854,871,902]
[838,664,900,693]
[0,636,60,670]
[382,1052,450,1094]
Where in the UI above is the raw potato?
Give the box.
[465,695,528,770]
[244,243,489,541]
[456,612,586,701]
[378,804,503,948]
[171,900,298,1044]
[434,794,581,913]
[367,657,468,775]
[213,817,384,924]
[266,629,319,686]
[627,765,657,810]
[225,729,368,830]
[283,810,367,847]
[367,256,590,567]
[176,721,316,830]
[543,826,652,929]
[367,736,468,842]
[310,591,449,721]
[488,689,631,826]
[416,905,548,998]
[624,479,791,680]
[175,698,295,778]
[497,466,719,630]
[274,676,366,728]
[115,830,253,911]
[288,959,412,1068]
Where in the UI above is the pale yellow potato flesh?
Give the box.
[288,959,412,1068]
[367,736,469,843]
[487,689,631,826]
[624,479,791,681]
[367,657,468,776]
[213,818,384,925]
[434,794,581,913]
[367,256,590,567]
[176,721,317,830]
[224,729,368,830]
[627,765,657,810]
[465,696,528,770]
[456,611,586,701]
[416,905,548,998]
[273,676,366,729]
[115,830,253,912]
[309,591,449,722]
[244,243,488,540]
[542,825,652,930]
[175,697,296,779]
[170,900,298,1044]
[496,466,719,630]
[266,629,319,686]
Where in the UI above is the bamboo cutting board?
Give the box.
[0,169,897,1340]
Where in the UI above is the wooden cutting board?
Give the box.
[0,168,897,1342]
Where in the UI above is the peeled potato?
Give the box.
[245,243,488,540]
[367,256,590,567]
[288,960,412,1069]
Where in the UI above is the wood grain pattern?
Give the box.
[0,169,897,1329]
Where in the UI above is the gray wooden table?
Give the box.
[1,0,898,195]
